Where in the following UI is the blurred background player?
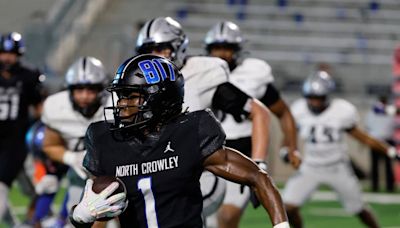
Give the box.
[0,32,44,226]
[204,21,301,228]
[365,95,396,192]
[71,54,289,228]
[25,120,69,227]
[134,16,272,225]
[41,56,110,224]
[283,71,400,228]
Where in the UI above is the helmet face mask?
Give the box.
[65,56,108,118]
[302,71,335,114]
[106,54,184,133]
[135,17,188,68]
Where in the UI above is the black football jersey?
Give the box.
[84,110,226,228]
[0,62,42,139]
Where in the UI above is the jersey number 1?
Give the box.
[138,177,159,227]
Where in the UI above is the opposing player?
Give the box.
[41,56,110,215]
[25,120,69,227]
[204,21,301,228]
[70,54,289,228]
[134,17,272,220]
[0,32,44,224]
[283,71,400,228]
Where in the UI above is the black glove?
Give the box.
[279,147,290,164]
[248,160,268,208]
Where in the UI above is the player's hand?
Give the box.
[387,147,400,161]
[72,179,127,223]
[35,174,59,194]
[63,150,88,179]
[280,147,302,169]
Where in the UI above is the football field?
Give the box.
[3,185,400,228]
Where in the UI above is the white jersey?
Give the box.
[41,90,111,152]
[181,56,229,111]
[222,58,274,139]
[291,98,359,166]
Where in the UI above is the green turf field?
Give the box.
[3,185,400,228]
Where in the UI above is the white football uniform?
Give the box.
[222,58,274,140]
[181,56,230,224]
[42,91,111,154]
[220,58,274,210]
[181,56,229,112]
[283,98,364,214]
[41,90,112,211]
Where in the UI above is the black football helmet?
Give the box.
[106,54,184,132]
[0,32,25,55]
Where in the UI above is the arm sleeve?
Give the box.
[198,110,226,159]
[343,103,360,131]
[83,125,104,176]
[212,82,251,122]
[259,84,281,107]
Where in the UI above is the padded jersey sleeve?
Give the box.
[259,84,281,107]
[198,110,226,160]
[341,100,360,131]
[212,82,251,122]
[83,123,104,176]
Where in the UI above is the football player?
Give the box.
[70,54,289,228]
[204,21,301,228]
[283,71,400,228]
[25,120,69,227]
[0,32,44,224]
[134,17,272,223]
[41,56,110,216]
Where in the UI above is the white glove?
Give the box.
[253,159,268,171]
[63,150,88,179]
[35,175,59,194]
[72,179,127,223]
[387,147,400,161]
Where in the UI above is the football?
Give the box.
[92,176,127,221]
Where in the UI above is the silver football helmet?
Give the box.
[302,71,335,97]
[65,56,107,88]
[204,21,244,51]
[302,71,335,114]
[65,56,108,118]
[135,17,188,68]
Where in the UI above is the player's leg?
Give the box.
[201,171,226,228]
[0,181,9,221]
[217,137,251,228]
[217,180,250,228]
[282,165,321,228]
[329,162,379,228]
[0,142,27,224]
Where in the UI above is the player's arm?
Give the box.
[204,147,289,228]
[260,84,301,169]
[42,126,67,163]
[347,126,399,160]
[42,126,87,178]
[213,82,270,161]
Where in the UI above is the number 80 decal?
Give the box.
[138,59,176,84]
